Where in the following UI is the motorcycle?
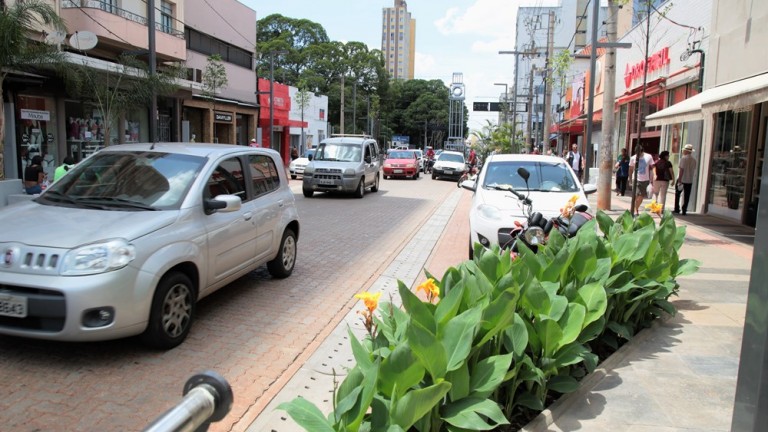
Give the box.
[494,167,593,254]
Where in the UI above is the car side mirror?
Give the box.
[308,154,313,161]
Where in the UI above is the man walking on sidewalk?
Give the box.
[674,144,697,215]
[629,143,655,215]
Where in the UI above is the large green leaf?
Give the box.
[576,282,608,329]
[379,343,425,398]
[469,353,513,396]
[552,342,588,368]
[477,244,502,281]
[277,397,335,432]
[503,313,529,359]
[435,276,464,326]
[390,382,452,430]
[557,303,586,350]
[348,327,373,369]
[548,294,569,322]
[613,225,654,262]
[595,210,615,237]
[340,360,380,430]
[521,280,551,318]
[441,398,510,430]
[514,391,544,411]
[443,306,482,372]
[407,319,448,380]
[477,288,519,346]
[335,367,365,418]
[534,319,563,358]
[398,281,436,334]
[447,362,470,401]
[675,258,702,277]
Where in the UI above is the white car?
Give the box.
[461,154,596,257]
[431,150,467,180]
[289,149,315,179]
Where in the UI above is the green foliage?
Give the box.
[279,210,699,430]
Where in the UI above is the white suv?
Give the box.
[0,143,299,349]
[302,135,381,198]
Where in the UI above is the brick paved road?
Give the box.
[0,175,458,432]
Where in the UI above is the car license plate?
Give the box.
[0,294,27,318]
[444,169,453,174]
[394,169,403,174]
[318,179,334,185]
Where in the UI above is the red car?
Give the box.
[383,149,420,179]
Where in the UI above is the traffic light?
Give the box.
[473,102,490,111]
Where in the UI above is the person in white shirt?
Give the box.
[566,143,585,181]
[628,143,655,215]
[673,144,697,215]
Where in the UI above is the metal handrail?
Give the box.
[61,0,185,39]
[143,371,233,432]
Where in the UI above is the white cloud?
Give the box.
[435,0,520,36]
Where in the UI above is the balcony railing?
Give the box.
[62,0,185,39]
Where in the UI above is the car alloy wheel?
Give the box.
[354,178,365,198]
[268,229,297,278]
[141,271,195,349]
[371,174,379,192]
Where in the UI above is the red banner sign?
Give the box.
[624,47,670,88]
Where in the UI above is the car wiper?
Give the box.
[38,190,78,205]
[74,196,158,211]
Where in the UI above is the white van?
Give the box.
[302,135,381,198]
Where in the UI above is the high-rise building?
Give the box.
[381,0,415,80]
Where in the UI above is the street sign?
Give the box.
[473,102,490,112]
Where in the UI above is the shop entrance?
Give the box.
[16,95,58,181]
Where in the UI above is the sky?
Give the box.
[239,0,559,135]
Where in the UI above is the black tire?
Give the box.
[141,271,195,350]
[354,178,365,198]
[415,170,420,179]
[432,173,437,180]
[303,188,314,198]
[291,174,297,180]
[267,228,297,278]
[371,174,379,192]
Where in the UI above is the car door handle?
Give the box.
[243,212,253,221]
[278,200,284,207]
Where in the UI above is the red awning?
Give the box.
[616,77,666,105]
[552,119,585,134]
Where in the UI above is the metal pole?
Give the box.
[527,66,535,151]
[543,11,555,153]
[512,54,520,151]
[352,80,357,134]
[584,0,600,184]
[597,0,619,211]
[148,0,157,143]
[269,53,274,150]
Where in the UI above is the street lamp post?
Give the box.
[493,83,508,125]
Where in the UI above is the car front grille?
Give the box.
[315,168,342,174]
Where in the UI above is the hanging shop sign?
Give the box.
[20,109,51,121]
[214,112,233,123]
[624,46,670,88]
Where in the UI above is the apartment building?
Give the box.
[381,0,415,80]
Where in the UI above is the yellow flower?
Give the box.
[417,278,440,303]
[645,200,663,215]
[355,292,381,313]
[560,194,580,218]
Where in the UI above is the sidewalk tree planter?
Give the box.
[279,210,700,431]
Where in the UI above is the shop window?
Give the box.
[16,95,58,180]
[708,109,753,212]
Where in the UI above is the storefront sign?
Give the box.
[20,109,50,121]
[214,112,233,123]
[624,47,670,88]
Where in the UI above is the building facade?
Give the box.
[381,0,415,80]
[287,87,328,156]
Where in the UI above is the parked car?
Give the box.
[302,135,381,198]
[461,153,596,256]
[413,149,425,172]
[0,143,300,349]
[383,149,420,179]
[431,150,467,180]
[289,149,315,179]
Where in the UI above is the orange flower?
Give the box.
[560,194,580,218]
[354,292,381,313]
[417,278,440,303]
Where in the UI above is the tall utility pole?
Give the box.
[147,0,157,143]
[526,65,536,150]
[598,0,620,210]
[542,11,556,152]
[339,75,345,135]
[499,50,539,152]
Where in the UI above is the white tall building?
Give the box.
[381,0,415,80]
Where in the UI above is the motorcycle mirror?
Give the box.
[517,167,530,181]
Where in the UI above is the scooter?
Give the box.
[494,167,593,254]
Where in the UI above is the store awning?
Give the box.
[646,72,768,126]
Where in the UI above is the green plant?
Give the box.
[279,209,700,431]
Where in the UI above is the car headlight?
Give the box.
[344,168,356,175]
[61,239,136,275]
[523,226,546,246]
[477,204,503,220]
[383,163,392,168]
[304,166,314,175]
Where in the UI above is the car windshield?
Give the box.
[387,151,414,159]
[482,161,579,192]
[39,151,206,210]
[314,143,362,162]
[439,153,465,163]
[304,149,315,158]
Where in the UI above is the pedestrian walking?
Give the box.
[614,148,630,196]
[567,143,585,181]
[628,143,655,215]
[674,144,697,215]
[652,150,674,210]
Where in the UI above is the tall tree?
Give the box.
[0,0,67,179]
[202,54,229,142]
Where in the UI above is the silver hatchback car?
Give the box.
[0,143,300,349]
